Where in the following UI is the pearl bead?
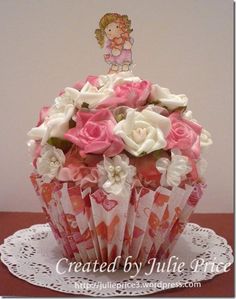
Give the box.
[51,156,57,162]
[115,166,121,173]
[108,165,114,172]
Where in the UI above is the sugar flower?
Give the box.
[36,144,65,182]
[114,108,171,156]
[156,153,192,187]
[149,84,188,111]
[64,109,124,157]
[97,154,136,195]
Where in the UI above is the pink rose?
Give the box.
[97,80,151,109]
[72,75,99,91]
[166,112,202,159]
[64,109,124,157]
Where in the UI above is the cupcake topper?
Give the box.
[95,13,133,74]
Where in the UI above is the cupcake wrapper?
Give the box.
[158,186,204,260]
[30,173,76,259]
[56,184,96,263]
[30,173,203,266]
[89,188,130,264]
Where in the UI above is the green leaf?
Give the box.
[148,99,161,105]
[152,150,164,160]
[172,105,187,113]
[69,118,76,128]
[47,137,72,153]
[81,102,89,109]
[115,113,125,122]
[139,151,147,157]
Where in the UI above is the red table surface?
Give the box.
[0,212,234,297]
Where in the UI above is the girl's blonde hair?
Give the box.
[95,13,133,48]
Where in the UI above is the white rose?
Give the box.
[28,88,78,144]
[36,145,65,182]
[49,87,79,115]
[200,128,213,150]
[156,153,192,187]
[75,81,113,109]
[114,108,171,156]
[97,154,136,195]
[98,71,141,90]
[150,84,188,110]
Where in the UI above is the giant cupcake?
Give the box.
[28,71,212,265]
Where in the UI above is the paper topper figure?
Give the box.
[95,13,133,73]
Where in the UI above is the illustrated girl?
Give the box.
[95,13,133,73]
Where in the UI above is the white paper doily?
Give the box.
[0,223,233,297]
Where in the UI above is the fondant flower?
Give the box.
[156,153,192,187]
[114,108,171,156]
[97,154,136,195]
[64,109,124,157]
[97,80,151,109]
[149,84,188,111]
[36,145,65,182]
[28,88,78,144]
[166,112,202,159]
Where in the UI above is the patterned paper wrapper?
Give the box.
[30,172,205,266]
[157,183,206,261]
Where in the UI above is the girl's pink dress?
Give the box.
[104,39,133,65]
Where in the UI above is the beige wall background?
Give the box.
[0,0,233,212]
